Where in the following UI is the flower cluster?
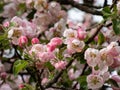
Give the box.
[0,0,120,90]
[85,42,120,89]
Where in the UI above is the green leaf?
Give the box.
[78,75,88,89]
[112,18,120,35]
[13,60,28,75]
[78,75,87,84]
[0,34,10,49]
[98,32,105,45]
[21,84,35,90]
[45,62,54,71]
[102,6,111,19]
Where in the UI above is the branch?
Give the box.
[49,0,103,15]
[104,0,108,7]
[45,59,74,88]
[85,23,104,44]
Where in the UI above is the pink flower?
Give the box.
[18,36,28,47]
[31,38,39,44]
[3,21,10,27]
[47,43,56,52]
[0,72,7,79]
[29,44,45,55]
[112,75,120,82]
[67,39,85,53]
[41,78,48,85]
[19,84,25,89]
[50,37,62,46]
[111,56,120,68]
[54,61,67,70]
[77,28,86,40]
[87,74,104,89]
[94,35,98,42]
[107,42,120,57]
[68,69,75,80]
[38,52,55,62]
[0,84,12,90]
[63,29,77,38]
[100,48,114,66]
[85,48,100,67]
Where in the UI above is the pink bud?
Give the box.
[77,28,86,40]
[0,72,7,79]
[31,38,39,44]
[111,75,120,82]
[94,35,98,42]
[41,78,48,85]
[18,36,28,47]
[3,21,10,27]
[54,61,67,70]
[50,37,62,46]
[47,43,56,52]
[19,84,25,89]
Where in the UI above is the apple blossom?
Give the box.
[100,48,114,66]
[54,61,67,70]
[41,78,49,85]
[67,39,85,53]
[38,52,55,62]
[111,56,120,68]
[107,42,120,57]
[0,72,7,79]
[0,0,120,90]
[50,37,62,46]
[63,29,77,38]
[34,0,48,11]
[18,84,25,89]
[31,38,39,44]
[77,27,87,40]
[47,43,56,52]
[0,84,12,90]
[113,75,120,81]
[85,48,100,67]
[87,74,104,89]
[18,36,28,47]
[3,21,10,27]
[29,44,45,55]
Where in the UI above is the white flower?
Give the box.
[87,74,104,89]
[100,48,113,66]
[63,29,77,38]
[67,39,85,53]
[85,48,100,67]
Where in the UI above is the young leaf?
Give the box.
[112,18,120,35]
[102,6,111,19]
[98,32,105,45]
[21,84,35,90]
[13,60,28,75]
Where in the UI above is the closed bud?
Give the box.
[31,38,39,44]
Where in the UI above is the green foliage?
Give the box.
[0,1,4,13]
[17,3,26,16]
[13,60,28,75]
[45,62,54,71]
[112,18,120,35]
[102,5,120,35]
[77,75,88,90]
[98,32,105,45]
[102,6,112,19]
[0,33,10,49]
[21,84,35,90]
